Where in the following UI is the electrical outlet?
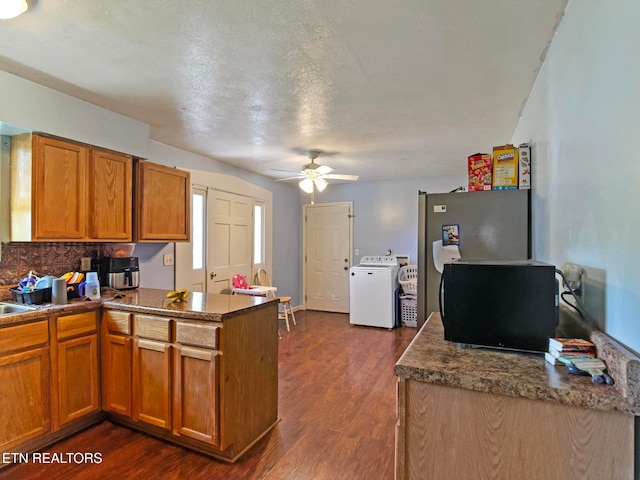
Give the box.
[81,257,92,271]
[163,254,174,266]
[562,263,583,295]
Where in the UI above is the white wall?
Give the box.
[512,0,640,354]
[308,174,466,266]
[0,71,149,157]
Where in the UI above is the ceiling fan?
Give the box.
[277,150,359,197]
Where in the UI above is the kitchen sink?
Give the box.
[0,302,37,315]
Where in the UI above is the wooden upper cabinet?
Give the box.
[89,148,133,240]
[32,135,88,240]
[135,160,190,242]
[10,133,134,242]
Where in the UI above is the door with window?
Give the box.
[304,202,353,313]
[175,174,271,295]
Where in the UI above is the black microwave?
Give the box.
[440,260,558,353]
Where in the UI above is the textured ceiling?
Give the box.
[0,0,567,182]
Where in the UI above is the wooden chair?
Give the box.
[255,268,296,332]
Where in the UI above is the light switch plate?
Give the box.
[81,257,92,271]
[163,254,174,266]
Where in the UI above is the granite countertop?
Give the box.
[0,298,103,327]
[102,287,278,321]
[0,287,277,327]
[395,312,640,416]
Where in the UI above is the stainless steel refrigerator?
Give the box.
[417,190,531,329]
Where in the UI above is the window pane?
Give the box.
[254,204,262,264]
[193,193,204,269]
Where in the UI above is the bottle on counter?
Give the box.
[84,271,101,300]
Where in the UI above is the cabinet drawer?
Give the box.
[175,321,221,350]
[134,315,171,342]
[57,311,98,340]
[103,310,131,335]
[0,320,49,355]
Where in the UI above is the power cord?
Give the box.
[555,268,596,328]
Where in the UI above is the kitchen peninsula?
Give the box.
[394,313,640,480]
[0,288,279,467]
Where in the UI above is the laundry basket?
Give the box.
[398,265,417,296]
[400,295,417,327]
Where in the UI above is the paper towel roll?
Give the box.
[432,240,461,273]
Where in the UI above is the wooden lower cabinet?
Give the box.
[132,338,172,429]
[0,302,278,466]
[102,333,132,416]
[0,346,51,453]
[53,311,101,429]
[101,310,133,417]
[56,334,100,426]
[172,345,220,446]
[395,379,635,480]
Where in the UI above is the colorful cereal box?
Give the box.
[467,153,492,191]
[491,144,518,190]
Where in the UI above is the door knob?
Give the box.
[210,272,216,279]
[344,266,348,270]
[344,258,348,262]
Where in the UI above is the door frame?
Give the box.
[302,201,354,311]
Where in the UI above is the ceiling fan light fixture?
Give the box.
[314,177,328,192]
[0,0,28,19]
[299,178,314,193]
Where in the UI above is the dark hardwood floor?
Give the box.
[0,311,416,480]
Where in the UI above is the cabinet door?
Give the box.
[89,148,132,240]
[32,135,88,240]
[132,338,171,429]
[57,334,100,426]
[172,345,220,446]
[135,160,190,242]
[102,333,132,417]
[0,347,51,452]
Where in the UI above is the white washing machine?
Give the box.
[349,255,400,328]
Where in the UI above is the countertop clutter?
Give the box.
[395,313,640,415]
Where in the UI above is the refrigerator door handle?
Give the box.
[438,271,445,320]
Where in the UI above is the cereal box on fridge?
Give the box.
[491,144,518,190]
[467,153,492,191]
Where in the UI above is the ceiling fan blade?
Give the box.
[275,176,304,181]
[323,174,359,181]
[315,165,334,175]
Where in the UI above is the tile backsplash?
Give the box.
[0,242,110,286]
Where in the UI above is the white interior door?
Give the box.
[304,202,353,313]
[209,189,253,294]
